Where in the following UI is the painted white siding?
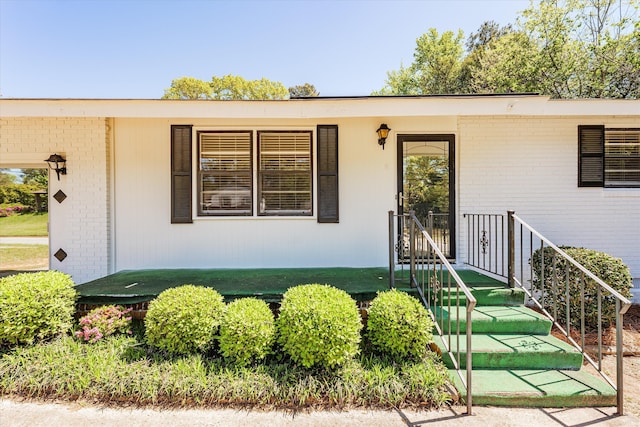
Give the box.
[0,117,110,283]
[2,98,638,288]
[457,115,640,281]
[112,117,402,271]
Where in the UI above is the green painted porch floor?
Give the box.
[75,267,508,305]
[76,267,393,304]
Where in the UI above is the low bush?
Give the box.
[0,271,76,345]
[276,284,362,369]
[144,285,225,355]
[367,289,434,359]
[75,305,133,343]
[531,246,632,330]
[0,183,41,212]
[219,297,275,366]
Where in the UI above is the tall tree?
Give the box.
[162,77,213,100]
[0,170,17,186]
[376,29,466,95]
[475,0,640,98]
[22,169,47,188]
[288,83,319,98]
[162,75,290,100]
[377,0,639,99]
[210,75,289,100]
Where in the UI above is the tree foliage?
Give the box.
[288,83,319,98]
[377,0,639,98]
[163,74,292,100]
[22,169,47,188]
[0,171,16,186]
[162,77,213,100]
[374,29,465,95]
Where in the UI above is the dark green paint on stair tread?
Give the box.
[393,269,505,288]
[449,369,616,407]
[436,333,579,354]
[434,334,583,370]
[439,286,525,306]
[434,305,553,335]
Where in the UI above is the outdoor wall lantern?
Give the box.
[376,124,391,149]
[45,154,67,181]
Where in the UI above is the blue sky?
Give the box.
[0,0,531,99]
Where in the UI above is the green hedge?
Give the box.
[531,246,632,330]
[0,183,44,212]
[144,285,225,355]
[276,284,362,369]
[0,271,76,345]
[219,298,275,366]
[367,289,433,359]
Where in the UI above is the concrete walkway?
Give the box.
[0,237,48,245]
[1,399,639,427]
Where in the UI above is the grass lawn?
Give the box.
[0,244,48,270]
[0,329,452,409]
[0,213,48,237]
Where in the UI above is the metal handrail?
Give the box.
[389,211,476,414]
[510,212,631,415]
[464,210,631,415]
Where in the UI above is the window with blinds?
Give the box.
[605,129,640,187]
[258,131,312,215]
[579,126,640,188]
[198,131,253,215]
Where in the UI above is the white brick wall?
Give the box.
[457,115,640,281]
[0,117,110,284]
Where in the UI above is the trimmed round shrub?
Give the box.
[219,297,275,366]
[145,285,225,355]
[531,246,632,330]
[0,271,76,345]
[367,289,433,359]
[276,284,362,369]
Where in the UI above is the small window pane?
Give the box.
[199,132,252,215]
[258,132,312,215]
[605,129,640,187]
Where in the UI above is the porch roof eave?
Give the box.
[1,96,638,119]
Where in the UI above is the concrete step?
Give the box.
[434,305,552,335]
[449,369,617,407]
[434,334,583,370]
[438,286,525,306]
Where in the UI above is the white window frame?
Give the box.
[194,128,315,218]
[604,128,640,188]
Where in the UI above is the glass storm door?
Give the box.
[397,134,455,259]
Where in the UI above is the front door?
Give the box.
[397,134,455,259]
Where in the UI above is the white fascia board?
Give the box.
[0,96,638,119]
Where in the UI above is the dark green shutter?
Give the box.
[171,125,193,223]
[578,125,605,187]
[317,125,339,223]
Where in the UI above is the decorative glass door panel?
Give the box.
[397,134,455,259]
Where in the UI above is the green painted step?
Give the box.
[434,305,552,335]
[448,369,616,407]
[434,334,583,370]
[439,286,525,306]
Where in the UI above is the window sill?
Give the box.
[194,215,317,221]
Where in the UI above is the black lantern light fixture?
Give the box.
[45,154,67,181]
[376,124,391,149]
